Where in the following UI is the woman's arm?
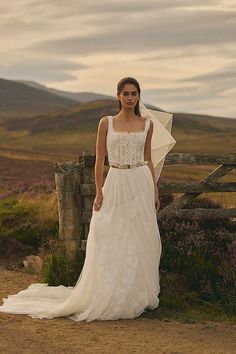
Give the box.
[144,119,160,210]
[144,119,159,196]
[93,117,108,211]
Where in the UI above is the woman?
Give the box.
[94,77,160,212]
[0,77,176,322]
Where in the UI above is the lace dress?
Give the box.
[0,115,162,322]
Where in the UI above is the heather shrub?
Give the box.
[159,195,236,314]
[159,271,198,310]
[42,191,236,316]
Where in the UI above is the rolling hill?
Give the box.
[1,99,116,133]
[0,77,235,162]
[0,78,79,121]
[17,80,114,103]
[1,96,235,136]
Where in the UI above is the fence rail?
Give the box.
[54,152,236,261]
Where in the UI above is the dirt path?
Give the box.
[0,267,235,354]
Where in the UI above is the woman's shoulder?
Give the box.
[139,115,153,125]
[99,115,110,125]
[97,116,110,134]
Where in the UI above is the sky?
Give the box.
[0,0,236,118]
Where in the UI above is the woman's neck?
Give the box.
[118,108,137,121]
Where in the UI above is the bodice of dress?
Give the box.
[106,115,151,165]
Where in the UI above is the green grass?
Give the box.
[0,116,235,160]
[141,301,236,323]
[0,193,58,247]
[42,238,85,287]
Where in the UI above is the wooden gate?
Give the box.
[54,153,236,262]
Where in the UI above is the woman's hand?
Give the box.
[154,191,160,211]
[93,191,103,211]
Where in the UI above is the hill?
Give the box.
[0,78,79,121]
[17,80,114,103]
[1,97,235,136]
[173,112,236,134]
[0,77,235,162]
[1,99,116,133]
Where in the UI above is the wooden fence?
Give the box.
[54,152,236,262]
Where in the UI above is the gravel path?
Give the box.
[0,267,235,354]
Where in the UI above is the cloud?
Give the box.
[0,57,88,82]
[177,62,236,96]
[22,8,235,56]
[0,0,235,118]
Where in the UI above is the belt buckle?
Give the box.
[127,164,131,169]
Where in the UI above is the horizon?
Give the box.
[1,75,235,120]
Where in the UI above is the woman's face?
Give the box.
[118,84,139,109]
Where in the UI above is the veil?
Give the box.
[139,99,176,182]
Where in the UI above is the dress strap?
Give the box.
[107,115,113,133]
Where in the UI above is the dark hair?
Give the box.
[117,77,141,116]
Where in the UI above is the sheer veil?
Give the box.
[139,99,176,182]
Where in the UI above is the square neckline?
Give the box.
[110,115,147,134]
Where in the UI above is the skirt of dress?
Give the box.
[0,164,162,322]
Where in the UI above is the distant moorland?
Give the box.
[0,76,235,200]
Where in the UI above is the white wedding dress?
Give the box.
[0,115,162,322]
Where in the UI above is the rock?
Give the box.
[23,255,44,273]
[0,237,35,269]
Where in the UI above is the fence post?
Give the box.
[79,154,96,246]
[54,162,83,263]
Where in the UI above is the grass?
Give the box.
[141,301,236,323]
[0,126,97,153]
[42,238,85,287]
[0,116,235,161]
[17,191,58,225]
[0,192,58,247]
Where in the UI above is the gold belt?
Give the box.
[110,161,148,169]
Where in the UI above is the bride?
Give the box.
[0,77,176,322]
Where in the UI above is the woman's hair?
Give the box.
[117,77,141,116]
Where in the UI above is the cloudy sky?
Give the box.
[1,0,236,118]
